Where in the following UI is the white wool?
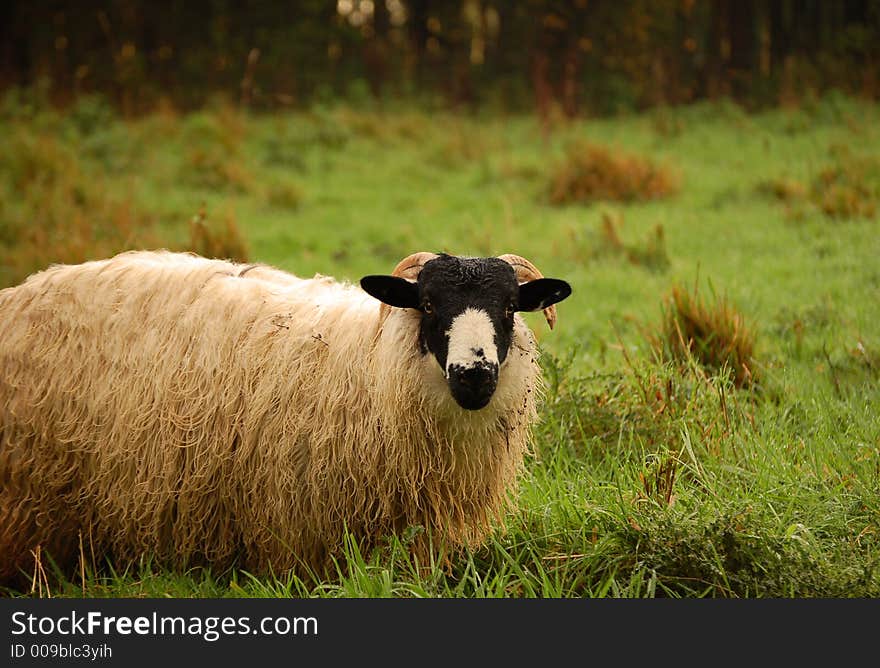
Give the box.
[0,250,542,582]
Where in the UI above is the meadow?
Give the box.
[1,90,879,597]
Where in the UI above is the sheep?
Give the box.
[0,250,571,584]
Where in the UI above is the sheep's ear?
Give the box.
[360,275,420,309]
[518,278,572,313]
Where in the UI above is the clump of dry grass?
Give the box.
[334,108,389,141]
[264,178,302,210]
[3,131,78,191]
[850,339,879,374]
[757,176,807,204]
[638,454,679,508]
[186,205,250,262]
[427,122,494,170]
[181,148,253,192]
[568,211,670,272]
[811,154,879,219]
[184,105,246,152]
[332,108,429,145]
[759,147,879,220]
[547,142,679,205]
[622,222,670,271]
[647,282,759,388]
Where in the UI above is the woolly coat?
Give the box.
[0,251,540,581]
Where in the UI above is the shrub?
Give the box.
[547,142,679,205]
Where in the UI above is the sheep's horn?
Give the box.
[377,252,439,326]
[390,252,439,280]
[497,253,558,330]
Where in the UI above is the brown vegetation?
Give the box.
[178,107,252,192]
[812,154,879,219]
[187,205,250,263]
[568,210,670,272]
[647,283,759,389]
[760,148,879,220]
[0,111,253,288]
[0,129,162,287]
[548,142,679,206]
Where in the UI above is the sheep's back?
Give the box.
[0,251,380,576]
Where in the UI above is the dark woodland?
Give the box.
[2,1,878,115]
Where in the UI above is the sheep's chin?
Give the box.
[450,391,493,411]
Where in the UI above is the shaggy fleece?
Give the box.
[0,251,541,582]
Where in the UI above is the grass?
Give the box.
[1,92,879,598]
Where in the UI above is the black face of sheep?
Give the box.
[361,254,571,410]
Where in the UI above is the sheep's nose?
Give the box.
[447,362,499,410]
[458,365,494,388]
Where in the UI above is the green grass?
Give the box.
[2,93,879,598]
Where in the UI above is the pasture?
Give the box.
[1,91,879,597]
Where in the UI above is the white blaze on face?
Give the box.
[444,307,499,377]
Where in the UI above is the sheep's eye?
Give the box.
[423,300,434,315]
[505,303,515,318]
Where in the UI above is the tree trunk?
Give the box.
[364,0,390,98]
[704,0,729,98]
[728,0,756,98]
[769,0,791,74]
[407,0,430,87]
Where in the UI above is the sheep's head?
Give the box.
[361,253,571,410]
